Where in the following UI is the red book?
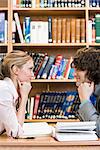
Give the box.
[33,94,40,117]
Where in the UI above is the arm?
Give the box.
[77,82,100,137]
[16,81,32,126]
[0,96,23,137]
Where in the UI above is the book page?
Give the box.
[19,122,53,138]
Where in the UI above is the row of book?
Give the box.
[89,0,100,7]
[13,0,85,8]
[26,91,80,120]
[26,91,96,120]
[13,12,86,43]
[0,13,7,43]
[29,52,74,80]
[88,14,100,43]
[0,51,74,80]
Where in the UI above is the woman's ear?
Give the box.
[11,65,19,75]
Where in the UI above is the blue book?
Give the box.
[41,56,55,79]
[24,17,31,43]
[0,13,5,43]
[48,16,52,43]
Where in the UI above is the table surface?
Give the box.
[0,135,100,146]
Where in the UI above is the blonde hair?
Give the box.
[0,50,32,79]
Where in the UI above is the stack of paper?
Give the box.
[54,121,98,141]
[19,122,53,138]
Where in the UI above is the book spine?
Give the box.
[41,56,55,79]
[0,13,5,43]
[5,20,8,44]
[14,12,24,43]
[75,18,80,43]
[95,14,100,43]
[57,18,62,43]
[24,17,31,43]
[80,18,85,43]
[87,20,92,43]
[37,55,49,79]
[52,17,57,43]
[29,97,34,120]
[70,18,76,43]
[33,94,40,118]
[12,20,16,43]
[48,16,52,43]
[66,18,71,43]
[62,18,66,43]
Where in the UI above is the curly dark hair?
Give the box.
[72,47,100,84]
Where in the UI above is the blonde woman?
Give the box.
[0,50,34,138]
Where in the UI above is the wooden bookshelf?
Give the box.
[0,0,100,122]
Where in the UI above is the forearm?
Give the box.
[78,101,100,137]
[17,96,28,126]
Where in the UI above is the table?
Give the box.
[0,135,100,150]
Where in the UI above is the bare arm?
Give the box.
[16,81,32,126]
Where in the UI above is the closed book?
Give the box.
[48,16,52,43]
[14,12,24,43]
[80,18,85,43]
[57,18,62,43]
[19,122,53,138]
[75,18,80,43]
[37,55,49,79]
[0,13,5,43]
[30,21,37,43]
[62,18,66,43]
[54,121,98,141]
[52,17,57,43]
[70,18,76,43]
[87,20,92,43]
[95,14,100,43]
[66,18,71,43]
[24,17,31,43]
[41,56,55,79]
[63,57,73,79]
[33,94,40,116]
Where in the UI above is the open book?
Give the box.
[54,121,98,141]
[19,122,53,138]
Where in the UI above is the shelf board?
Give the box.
[25,119,79,123]
[13,7,87,11]
[0,43,8,46]
[0,7,8,10]
[13,43,87,47]
[88,7,100,11]
[31,79,76,83]
[89,43,100,46]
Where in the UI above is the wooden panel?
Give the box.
[0,0,8,7]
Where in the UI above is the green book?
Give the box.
[95,14,100,43]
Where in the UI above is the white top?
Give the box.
[0,77,23,137]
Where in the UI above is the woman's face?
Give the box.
[17,58,34,82]
[74,69,90,86]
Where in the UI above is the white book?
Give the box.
[54,121,98,141]
[30,21,37,43]
[4,20,8,43]
[32,0,36,8]
[55,121,96,130]
[87,20,92,43]
[14,12,24,43]
[41,21,48,43]
[29,97,34,120]
[13,0,16,8]
[19,122,53,138]
[54,132,98,141]
[37,21,43,43]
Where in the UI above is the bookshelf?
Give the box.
[0,0,100,122]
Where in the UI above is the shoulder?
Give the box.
[0,78,18,102]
